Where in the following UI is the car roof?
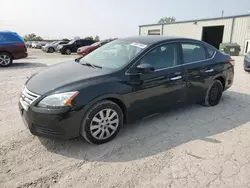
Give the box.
[120,36,202,45]
[0,31,15,34]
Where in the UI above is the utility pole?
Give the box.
[221,10,224,17]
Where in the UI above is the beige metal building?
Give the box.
[139,14,250,55]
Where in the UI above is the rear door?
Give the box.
[180,42,217,103]
[84,39,94,46]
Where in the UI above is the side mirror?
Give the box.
[136,63,154,74]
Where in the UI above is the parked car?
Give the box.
[25,41,32,48]
[19,36,234,144]
[31,41,39,48]
[77,41,109,55]
[244,51,250,72]
[42,41,68,53]
[57,39,95,55]
[35,42,48,49]
[0,31,27,67]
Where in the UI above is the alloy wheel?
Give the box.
[90,108,119,140]
[0,55,11,66]
[65,49,71,55]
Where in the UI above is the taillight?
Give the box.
[229,59,235,66]
[15,43,24,47]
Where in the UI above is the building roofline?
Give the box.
[139,14,250,27]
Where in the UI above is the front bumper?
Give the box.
[13,52,28,60]
[57,48,63,53]
[42,47,48,52]
[18,101,82,140]
[77,49,82,55]
[77,51,86,55]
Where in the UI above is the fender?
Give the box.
[79,93,128,122]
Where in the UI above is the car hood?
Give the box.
[79,46,90,50]
[79,46,92,52]
[44,44,52,48]
[26,61,110,95]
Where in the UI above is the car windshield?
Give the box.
[68,40,75,44]
[91,42,101,46]
[50,41,57,45]
[80,40,146,69]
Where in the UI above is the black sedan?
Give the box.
[19,36,234,144]
[244,51,250,72]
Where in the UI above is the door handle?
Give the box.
[170,75,182,81]
[205,68,214,73]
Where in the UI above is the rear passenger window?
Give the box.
[0,34,7,42]
[181,43,206,63]
[207,48,215,58]
[85,40,93,45]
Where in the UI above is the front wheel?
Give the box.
[203,80,223,107]
[65,48,71,55]
[48,47,54,53]
[81,100,123,144]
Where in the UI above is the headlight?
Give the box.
[37,91,79,108]
[20,85,25,95]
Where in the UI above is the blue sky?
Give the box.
[1,0,249,40]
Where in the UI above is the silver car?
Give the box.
[42,41,68,53]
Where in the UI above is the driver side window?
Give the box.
[75,40,81,45]
[140,43,178,70]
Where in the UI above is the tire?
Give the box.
[0,52,13,67]
[203,80,223,107]
[244,68,250,73]
[81,100,123,144]
[48,47,54,53]
[65,48,71,55]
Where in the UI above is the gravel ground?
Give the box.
[1,49,250,188]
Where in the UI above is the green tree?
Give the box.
[23,33,43,41]
[158,17,176,24]
[85,36,94,40]
[94,35,100,41]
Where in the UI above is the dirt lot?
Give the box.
[1,49,250,188]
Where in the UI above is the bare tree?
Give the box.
[158,17,176,24]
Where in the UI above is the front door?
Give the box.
[128,43,185,117]
[74,40,82,52]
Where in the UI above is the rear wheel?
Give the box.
[81,100,123,144]
[0,53,13,67]
[203,80,223,107]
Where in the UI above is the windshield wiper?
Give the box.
[75,58,102,69]
[84,62,102,69]
[75,56,84,62]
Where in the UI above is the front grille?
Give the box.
[20,87,40,110]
